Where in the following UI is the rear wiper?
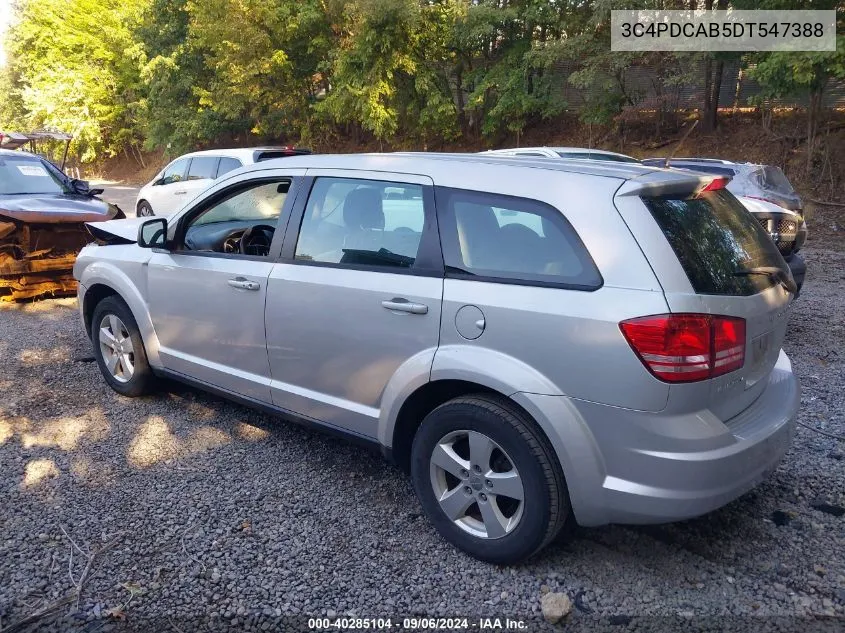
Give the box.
[733,266,797,294]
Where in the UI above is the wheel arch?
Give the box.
[381,346,606,526]
[82,283,119,336]
[136,199,152,215]
[387,379,500,473]
[77,263,163,367]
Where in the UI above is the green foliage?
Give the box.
[748,39,845,104]
[1,0,842,161]
[734,0,845,104]
[2,0,148,161]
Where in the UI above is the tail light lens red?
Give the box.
[694,177,730,197]
[620,314,746,383]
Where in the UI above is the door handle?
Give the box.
[381,298,428,315]
[174,190,187,195]
[228,277,260,291]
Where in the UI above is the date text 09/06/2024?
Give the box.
[307,617,529,631]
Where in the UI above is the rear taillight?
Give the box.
[620,314,746,383]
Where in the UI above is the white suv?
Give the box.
[135,147,310,217]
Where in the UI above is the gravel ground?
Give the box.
[0,247,843,633]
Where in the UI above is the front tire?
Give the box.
[137,200,154,217]
[411,395,570,564]
[91,296,157,397]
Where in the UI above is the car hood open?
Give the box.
[0,193,120,224]
[85,216,148,243]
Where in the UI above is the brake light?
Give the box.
[695,177,730,196]
[620,314,746,383]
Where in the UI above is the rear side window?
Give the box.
[643,189,789,296]
[437,188,602,289]
[187,156,218,180]
[216,157,242,177]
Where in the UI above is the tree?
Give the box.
[699,0,730,132]
[3,0,148,162]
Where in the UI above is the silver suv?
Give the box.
[75,153,800,564]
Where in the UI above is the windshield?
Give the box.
[0,155,68,195]
[643,189,790,296]
[753,166,796,196]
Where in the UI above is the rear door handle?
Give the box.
[381,298,428,315]
[174,190,187,195]
[228,277,260,291]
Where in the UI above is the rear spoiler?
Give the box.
[616,170,732,199]
[253,147,311,162]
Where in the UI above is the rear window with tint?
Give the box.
[643,189,790,296]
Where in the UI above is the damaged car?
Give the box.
[0,149,124,300]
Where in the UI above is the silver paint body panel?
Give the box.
[77,153,800,526]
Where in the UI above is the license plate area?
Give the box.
[746,330,775,389]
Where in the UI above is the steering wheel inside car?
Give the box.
[239,224,276,256]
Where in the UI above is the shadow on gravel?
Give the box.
[1,267,844,631]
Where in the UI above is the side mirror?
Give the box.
[137,218,168,249]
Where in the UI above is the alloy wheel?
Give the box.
[98,314,135,383]
[429,429,525,539]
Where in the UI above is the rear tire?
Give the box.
[91,296,157,397]
[411,394,570,564]
[137,200,154,217]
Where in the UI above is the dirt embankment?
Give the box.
[94,110,845,249]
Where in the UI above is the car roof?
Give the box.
[652,157,761,169]
[253,152,706,188]
[173,147,300,162]
[487,147,636,159]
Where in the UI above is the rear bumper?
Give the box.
[519,350,799,526]
[786,252,806,295]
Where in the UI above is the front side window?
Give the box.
[438,188,602,289]
[0,156,68,195]
[295,177,425,269]
[161,158,189,185]
[187,157,218,181]
[180,180,290,257]
[192,181,289,227]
